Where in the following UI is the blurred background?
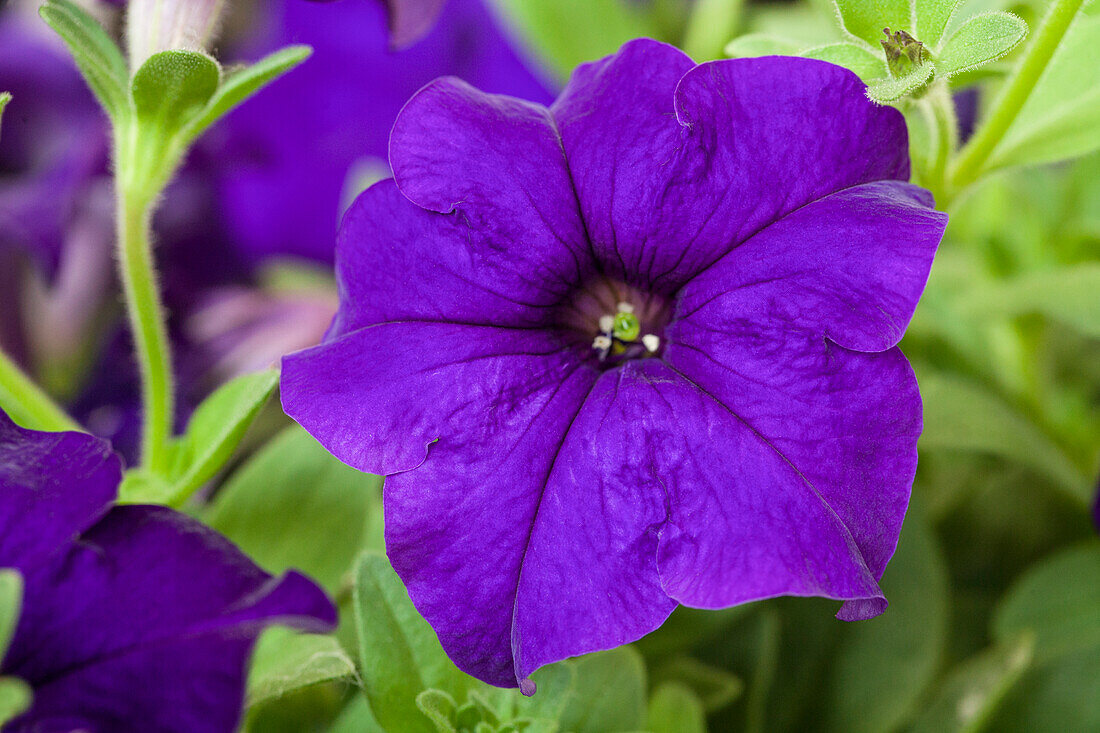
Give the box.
[1,0,1097,730]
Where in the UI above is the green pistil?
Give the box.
[613,312,641,342]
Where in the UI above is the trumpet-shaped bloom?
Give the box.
[283,39,947,692]
[0,411,336,731]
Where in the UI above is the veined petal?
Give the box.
[553,42,911,290]
[665,313,922,606]
[677,180,946,353]
[329,180,580,336]
[389,76,591,306]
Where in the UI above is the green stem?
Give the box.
[924,83,958,206]
[115,134,175,472]
[950,0,1086,189]
[0,349,81,432]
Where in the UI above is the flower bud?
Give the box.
[126,0,227,69]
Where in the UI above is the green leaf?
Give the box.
[724,33,802,58]
[329,696,384,733]
[353,553,477,733]
[0,677,32,726]
[0,92,11,137]
[647,682,707,733]
[683,0,746,60]
[985,544,1100,731]
[246,627,356,707]
[167,369,278,500]
[958,263,1100,339]
[917,0,962,47]
[39,0,129,119]
[993,543,1100,663]
[131,49,220,136]
[918,371,1090,503]
[649,656,743,713]
[803,41,889,80]
[120,369,278,506]
[207,425,382,593]
[556,647,647,733]
[818,501,949,733]
[910,634,1035,733]
[991,13,1100,169]
[0,569,22,660]
[486,0,659,81]
[866,60,935,102]
[936,12,1027,77]
[184,45,312,142]
[416,690,458,733]
[833,0,913,46]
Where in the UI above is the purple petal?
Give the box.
[7,506,336,732]
[283,322,596,686]
[0,410,119,570]
[388,77,589,312]
[677,181,946,353]
[552,41,911,289]
[327,180,582,337]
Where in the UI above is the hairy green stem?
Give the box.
[950,0,1086,189]
[115,126,176,472]
[0,349,81,432]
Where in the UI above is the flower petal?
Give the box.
[388,76,591,310]
[677,180,946,353]
[665,307,923,616]
[0,411,119,570]
[7,506,335,732]
[329,180,579,336]
[282,321,592,476]
[552,43,911,289]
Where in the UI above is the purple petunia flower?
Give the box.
[0,410,336,731]
[282,39,948,692]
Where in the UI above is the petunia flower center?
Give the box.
[555,277,670,368]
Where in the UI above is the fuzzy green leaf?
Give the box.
[246,627,356,707]
[38,0,128,119]
[866,60,934,101]
[207,425,382,593]
[353,553,477,733]
[803,41,888,80]
[131,49,220,136]
[833,0,912,46]
[936,12,1027,77]
[184,45,312,142]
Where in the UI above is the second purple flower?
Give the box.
[282,40,948,692]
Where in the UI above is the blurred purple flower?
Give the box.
[213,0,554,264]
[282,40,947,691]
[0,14,109,277]
[0,409,336,731]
